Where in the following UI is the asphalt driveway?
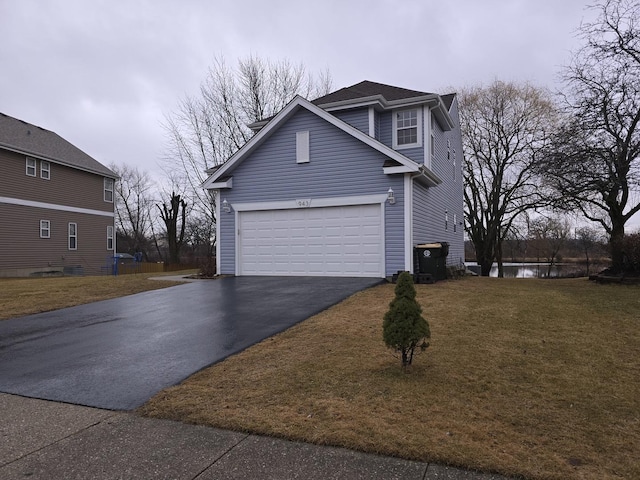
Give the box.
[0,276,382,410]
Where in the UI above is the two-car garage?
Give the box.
[237,203,384,277]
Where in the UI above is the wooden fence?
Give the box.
[114,262,200,275]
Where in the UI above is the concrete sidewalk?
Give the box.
[1,393,513,480]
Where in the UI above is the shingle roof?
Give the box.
[0,112,116,177]
[312,80,435,105]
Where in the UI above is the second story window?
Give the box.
[393,109,421,149]
[104,178,114,203]
[26,157,36,176]
[41,160,50,180]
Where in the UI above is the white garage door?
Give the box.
[238,204,384,277]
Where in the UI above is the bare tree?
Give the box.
[538,0,640,272]
[162,55,333,259]
[460,81,558,276]
[109,163,156,260]
[528,215,572,276]
[157,192,187,265]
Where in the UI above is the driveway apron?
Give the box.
[0,276,382,410]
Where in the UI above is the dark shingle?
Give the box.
[312,80,434,105]
[0,112,116,177]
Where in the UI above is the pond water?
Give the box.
[465,262,585,278]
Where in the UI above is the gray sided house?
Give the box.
[203,81,465,278]
[0,112,117,277]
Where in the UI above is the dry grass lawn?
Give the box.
[0,272,194,320]
[138,277,640,480]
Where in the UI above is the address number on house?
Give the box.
[296,199,312,208]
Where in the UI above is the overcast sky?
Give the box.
[4,0,624,224]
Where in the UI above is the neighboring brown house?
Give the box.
[0,112,118,277]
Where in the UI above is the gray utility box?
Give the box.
[414,243,449,281]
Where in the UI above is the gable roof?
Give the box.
[203,95,441,189]
[0,112,116,178]
[312,80,434,105]
[310,80,455,131]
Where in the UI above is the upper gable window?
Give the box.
[392,109,422,149]
[104,178,114,203]
[41,160,50,180]
[26,157,37,176]
[296,131,310,164]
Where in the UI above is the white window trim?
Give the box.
[26,157,37,177]
[41,160,50,180]
[392,108,422,150]
[68,222,78,250]
[104,178,114,203]
[107,225,114,251]
[40,220,50,238]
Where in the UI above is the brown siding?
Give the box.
[0,148,113,213]
[0,199,115,276]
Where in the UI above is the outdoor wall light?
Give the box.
[387,187,396,205]
[222,199,231,213]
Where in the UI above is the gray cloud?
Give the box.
[0,0,601,183]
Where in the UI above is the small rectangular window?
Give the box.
[104,178,114,202]
[26,158,36,176]
[107,225,114,250]
[296,131,310,164]
[68,222,77,250]
[41,160,50,180]
[40,220,50,238]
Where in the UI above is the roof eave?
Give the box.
[417,165,442,187]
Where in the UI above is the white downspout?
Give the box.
[215,190,221,275]
[404,173,413,272]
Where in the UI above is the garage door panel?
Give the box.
[238,204,383,277]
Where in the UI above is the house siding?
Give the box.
[0,203,114,276]
[0,149,113,213]
[379,111,392,148]
[218,107,405,276]
[1,147,115,276]
[412,98,465,266]
[332,109,370,135]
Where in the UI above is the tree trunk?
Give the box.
[496,240,504,278]
[473,240,494,277]
[609,221,625,272]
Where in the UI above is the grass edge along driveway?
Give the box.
[0,272,193,321]
[139,277,640,480]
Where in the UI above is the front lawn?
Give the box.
[138,277,640,480]
[0,272,193,320]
